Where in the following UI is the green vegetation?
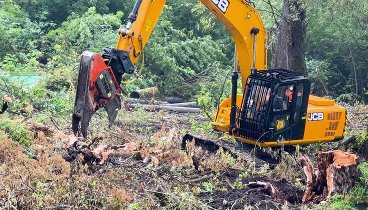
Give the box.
[0,117,33,146]
[1,0,367,109]
[307,0,368,102]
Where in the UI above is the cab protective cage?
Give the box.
[237,69,311,142]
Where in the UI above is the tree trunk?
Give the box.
[301,151,359,203]
[272,0,307,74]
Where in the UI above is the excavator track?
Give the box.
[182,133,281,167]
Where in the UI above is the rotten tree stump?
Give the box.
[301,150,359,203]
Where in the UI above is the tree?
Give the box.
[306,0,368,101]
[272,0,307,74]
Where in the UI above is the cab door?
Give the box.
[269,82,309,141]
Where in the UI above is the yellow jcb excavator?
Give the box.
[72,0,346,147]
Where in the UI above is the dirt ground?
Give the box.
[0,104,367,209]
[74,109,305,209]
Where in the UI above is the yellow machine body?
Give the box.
[213,95,346,147]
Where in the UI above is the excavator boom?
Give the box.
[115,0,267,89]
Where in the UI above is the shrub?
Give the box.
[0,118,33,147]
[46,7,123,63]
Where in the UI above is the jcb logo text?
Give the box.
[212,0,230,13]
[308,113,324,121]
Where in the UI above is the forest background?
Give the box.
[0,0,367,116]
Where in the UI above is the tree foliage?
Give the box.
[0,1,40,62]
[45,7,123,65]
[143,4,232,98]
[306,0,368,101]
[0,0,367,107]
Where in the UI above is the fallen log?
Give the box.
[182,174,214,184]
[162,102,199,108]
[125,98,166,105]
[162,102,198,108]
[165,97,185,104]
[130,87,159,99]
[145,105,200,113]
[336,135,356,148]
[126,98,197,108]
[301,150,359,203]
[129,104,200,113]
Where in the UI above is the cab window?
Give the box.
[273,85,294,112]
[294,83,304,121]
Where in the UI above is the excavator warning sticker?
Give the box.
[212,0,230,13]
[308,113,324,121]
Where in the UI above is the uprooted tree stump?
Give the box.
[301,150,359,203]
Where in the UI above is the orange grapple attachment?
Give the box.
[72,51,121,138]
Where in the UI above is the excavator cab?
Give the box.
[237,69,310,143]
[210,67,346,148]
